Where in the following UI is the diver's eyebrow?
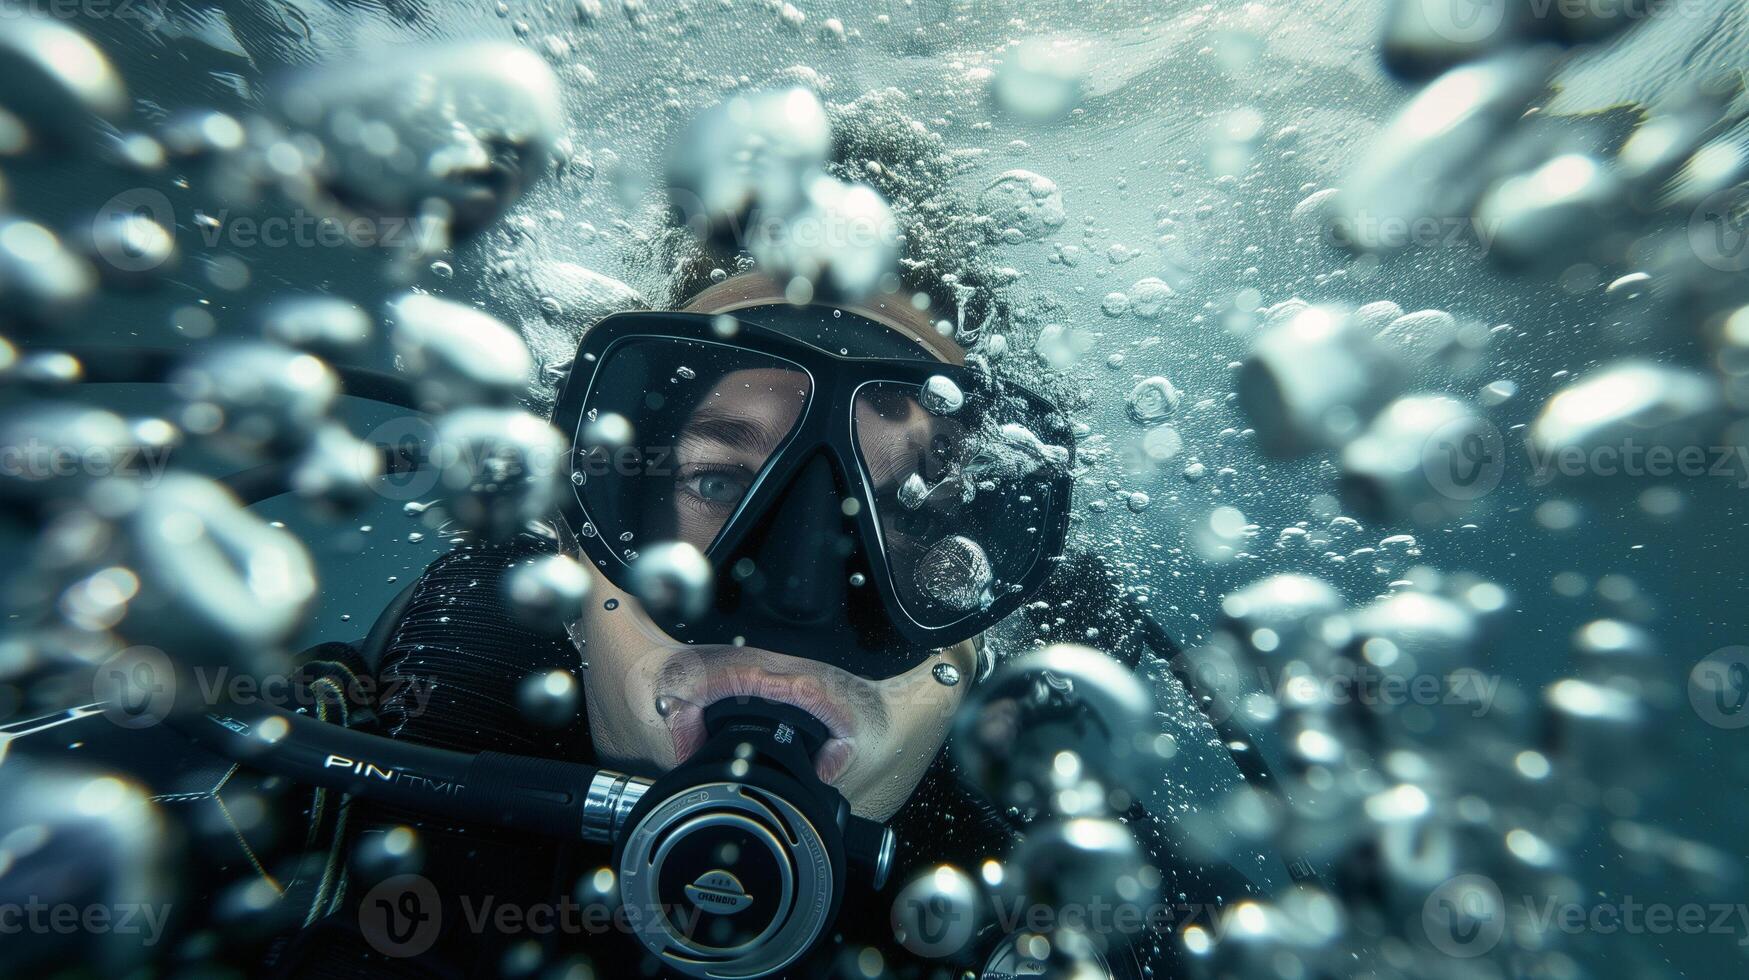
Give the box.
[680,412,782,452]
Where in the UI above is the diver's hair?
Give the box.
[631,87,1008,347]
[644,230,998,337]
[648,229,1002,349]
[679,272,966,364]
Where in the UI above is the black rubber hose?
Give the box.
[215,437,427,506]
[19,344,424,410]
[1127,606,1280,792]
[1029,550,1279,788]
[1031,549,1320,883]
[167,702,603,839]
[9,344,431,506]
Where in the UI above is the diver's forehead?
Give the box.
[684,368,811,448]
[698,366,809,394]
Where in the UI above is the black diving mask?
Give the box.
[551,305,1076,679]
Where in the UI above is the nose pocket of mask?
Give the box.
[728,451,859,628]
[626,432,909,676]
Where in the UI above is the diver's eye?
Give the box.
[680,468,751,505]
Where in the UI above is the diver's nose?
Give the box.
[736,451,856,626]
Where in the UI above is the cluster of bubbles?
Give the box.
[0,14,601,969]
[0,20,588,665]
[1146,7,1746,979]
[667,86,900,302]
[1242,45,1747,527]
[1250,4,1749,528]
[1151,556,1740,980]
[891,643,1168,977]
[874,3,1746,979]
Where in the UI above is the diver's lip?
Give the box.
[660,667,858,786]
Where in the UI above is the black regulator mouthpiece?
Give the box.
[613,697,895,979]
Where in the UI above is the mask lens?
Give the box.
[852,380,1068,629]
[572,338,812,560]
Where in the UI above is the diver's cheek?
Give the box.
[580,675,641,772]
[839,684,963,822]
[577,586,689,775]
[582,661,679,777]
[874,653,971,735]
[587,572,691,652]
[837,725,948,822]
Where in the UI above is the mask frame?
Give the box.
[551,307,1076,678]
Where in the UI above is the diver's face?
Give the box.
[574,367,977,821]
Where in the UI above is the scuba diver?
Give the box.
[3,269,1275,978]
